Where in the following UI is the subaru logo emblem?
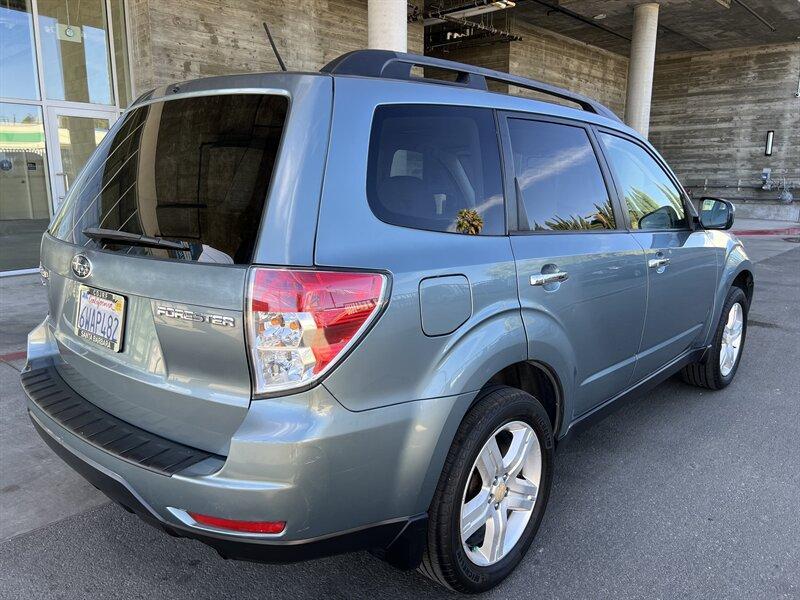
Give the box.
[71,254,92,279]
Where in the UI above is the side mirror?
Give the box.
[638,205,680,230]
[699,197,735,230]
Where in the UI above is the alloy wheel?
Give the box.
[460,420,542,566]
[720,302,744,377]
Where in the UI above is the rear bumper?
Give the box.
[22,320,475,562]
[21,366,222,476]
[28,411,423,564]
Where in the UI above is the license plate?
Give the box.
[76,285,126,352]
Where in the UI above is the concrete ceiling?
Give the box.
[513,0,800,55]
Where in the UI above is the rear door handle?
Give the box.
[648,257,670,269]
[530,271,569,286]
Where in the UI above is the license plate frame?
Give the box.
[75,285,127,353]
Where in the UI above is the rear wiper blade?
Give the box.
[82,227,190,251]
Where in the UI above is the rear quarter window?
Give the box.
[366,105,505,236]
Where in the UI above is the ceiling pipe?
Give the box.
[523,0,631,42]
[440,13,522,39]
[425,0,516,25]
[427,34,516,51]
[731,0,776,32]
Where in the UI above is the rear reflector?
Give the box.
[188,512,286,534]
[246,268,387,395]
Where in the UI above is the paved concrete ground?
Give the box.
[0,219,50,273]
[1,230,798,599]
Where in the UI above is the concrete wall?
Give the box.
[431,23,628,117]
[508,22,628,118]
[431,42,510,75]
[125,2,797,212]
[649,43,800,203]
[426,43,510,93]
[128,0,423,93]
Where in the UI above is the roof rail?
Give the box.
[321,50,621,122]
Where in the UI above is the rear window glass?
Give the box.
[367,105,505,235]
[50,94,288,264]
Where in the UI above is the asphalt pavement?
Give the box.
[1,233,798,599]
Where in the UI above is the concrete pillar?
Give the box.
[368,0,407,52]
[624,3,659,137]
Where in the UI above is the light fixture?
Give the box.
[593,13,607,20]
[765,130,774,156]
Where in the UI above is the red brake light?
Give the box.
[246,268,386,394]
[188,512,285,534]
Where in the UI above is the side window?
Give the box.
[507,119,615,231]
[367,105,505,235]
[599,132,688,230]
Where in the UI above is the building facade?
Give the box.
[1,0,131,273]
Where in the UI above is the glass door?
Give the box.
[0,102,52,272]
[45,106,115,210]
[0,0,131,274]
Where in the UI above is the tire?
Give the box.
[681,286,748,390]
[419,385,554,593]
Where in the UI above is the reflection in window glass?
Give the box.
[390,149,423,179]
[367,105,505,235]
[50,95,288,264]
[110,0,132,107]
[38,0,113,105]
[508,119,614,231]
[55,115,110,196]
[0,103,52,271]
[599,133,687,230]
[0,0,40,100]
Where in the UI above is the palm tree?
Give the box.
[531,200,617,231]
[456,209,484,235]
[626,185,684,228]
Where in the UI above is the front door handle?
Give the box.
[530,271,569,286]
[648,257,670,269]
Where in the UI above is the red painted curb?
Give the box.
[734,227,800,236]
[0,350,26,363]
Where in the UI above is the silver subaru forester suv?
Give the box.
[22,50,753,593]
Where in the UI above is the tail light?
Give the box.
[246,267,387,395]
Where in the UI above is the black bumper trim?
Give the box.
[29,413,427,565]
[21,366,221,476]
[558,346,710,445]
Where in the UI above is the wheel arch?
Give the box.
[415,358,567,519]
[478,361,565,439]
[704,241,753,347]
[731,268,754,307]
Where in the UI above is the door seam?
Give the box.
[628,232,649,387]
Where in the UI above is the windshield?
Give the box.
[50,93,288,264]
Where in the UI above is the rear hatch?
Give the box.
[40,77,331,455]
